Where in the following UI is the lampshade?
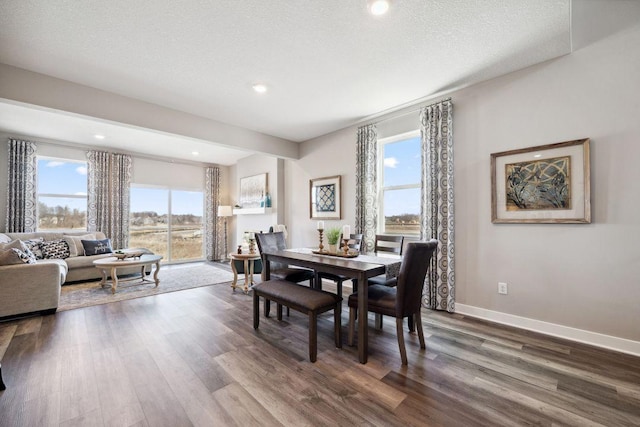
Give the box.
[218,205,233,217]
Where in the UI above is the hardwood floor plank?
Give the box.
[1,271,639,426]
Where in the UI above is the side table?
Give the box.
[230,253,261,294]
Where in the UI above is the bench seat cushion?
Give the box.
[253,280,341,311]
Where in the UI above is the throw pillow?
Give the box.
[41,239,71,259]
[23,237,44,259]
[81,238,113,256]
[0,248,36,265]
[0,240,37,263]
[63,233,96,257]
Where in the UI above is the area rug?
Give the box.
[59,263,235,311]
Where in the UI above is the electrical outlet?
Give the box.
[498,282,508,295]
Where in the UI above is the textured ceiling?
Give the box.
[0,0,571,161]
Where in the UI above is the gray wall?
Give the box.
[283,16,640,349]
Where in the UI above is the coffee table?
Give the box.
[93,254,163,294]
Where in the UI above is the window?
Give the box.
[36,157,88,230]
[129,186,204,262]
[378,131,421,235]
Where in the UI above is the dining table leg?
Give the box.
[357,271,368,364]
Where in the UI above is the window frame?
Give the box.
[36,155,88,232]
[376,130,421,236]
[129,184,205,264]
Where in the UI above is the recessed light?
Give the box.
[252,83,268,94]
[94,134,105,140]
[533,154,542,158]
[192,151,199,156]
[368,0,390,16]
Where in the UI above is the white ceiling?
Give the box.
[0,0,572,164]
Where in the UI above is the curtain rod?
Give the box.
[372,97,452,125]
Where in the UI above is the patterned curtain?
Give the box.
[204,166,222,261]
[6,138,38,232]
[420,100,455,312]
[87,151,132,249]
[355,124,378,252]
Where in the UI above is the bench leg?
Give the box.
[264,298,271,317]
[0,363,5,390]
[334,303,342,348]
[277,303,283,321]
[348,307,356,347]
[253,293,260,329]
[309,312,317,363]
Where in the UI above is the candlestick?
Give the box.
[342,238,350,255]
[318,229,324,252]
[317,221,324,230]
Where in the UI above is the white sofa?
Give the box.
[0,231,144,318]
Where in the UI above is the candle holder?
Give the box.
[342,238,350,255]
[249,238,256,254]
[318,229,324,252]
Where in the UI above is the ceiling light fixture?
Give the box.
[94,134,105,140]
[192,151,199,156]
[252,83,268,94]
[368,0,390,16]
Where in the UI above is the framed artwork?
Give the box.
[491,138,591,223]
[310,175,341,219]
[239,173,267,208]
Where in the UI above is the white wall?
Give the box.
[286,20,640,347]
[231,154,284,250]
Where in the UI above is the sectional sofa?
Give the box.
[0,231,142,318]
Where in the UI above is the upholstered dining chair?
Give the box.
[255,232,315,287]
[316,233,363,297]
[347,240,438,365]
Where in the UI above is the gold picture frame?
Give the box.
[310,175,341,220]
[491,138,591,223]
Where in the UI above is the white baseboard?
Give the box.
[455,304,640,357]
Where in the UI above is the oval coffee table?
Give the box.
[93,254,163,294]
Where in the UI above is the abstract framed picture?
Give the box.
[491,138,591,223]
[239,173,267,208]
[310,175,341,220]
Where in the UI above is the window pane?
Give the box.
[37,159,87,195]
[129,188,169,258]
[38,197,87,230]
[170,191,204,261]
[383,136,421,187]
[383,188,420,235]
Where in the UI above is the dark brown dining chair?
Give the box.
[255,232,315,287]
[366,234,405,288]
[316,233,363,297]
[347,240,438,365]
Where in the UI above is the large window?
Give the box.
[378,131,421,235]
[37,157,88,230]
[129,186,204,262]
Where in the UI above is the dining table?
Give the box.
[261,247,402,364]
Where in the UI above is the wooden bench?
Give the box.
[252,279,342,363]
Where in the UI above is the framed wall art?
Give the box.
[239,173,267,208]
[310,175,341,220]
[491,138,591,223]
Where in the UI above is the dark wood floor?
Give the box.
[1,278,639,426]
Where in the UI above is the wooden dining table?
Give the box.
[261,248,401,364]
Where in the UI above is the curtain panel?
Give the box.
[204,166,222,261]
[420,100,455,312]
[6,138,38,232]
[87,151,132,249]
[355,124,378,253]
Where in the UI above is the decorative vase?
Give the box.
[328,244,337,253]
